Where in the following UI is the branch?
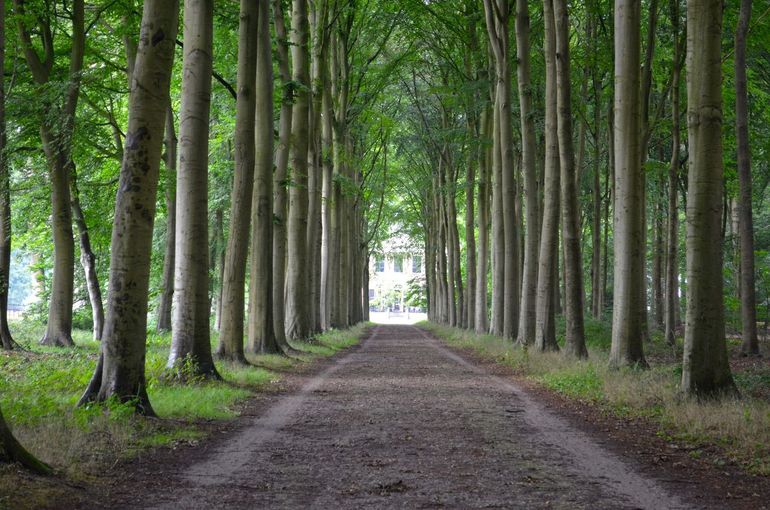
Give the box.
[174,39,237,100]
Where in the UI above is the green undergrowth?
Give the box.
[420,320,770,476]
[0,320,370,477]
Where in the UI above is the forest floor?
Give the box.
[7,323,767,509]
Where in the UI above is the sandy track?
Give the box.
[132,325,692,509]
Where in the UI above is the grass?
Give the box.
[421,319,770,476]
[0,320,370,477]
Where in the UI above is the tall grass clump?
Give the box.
[421,321,770,475]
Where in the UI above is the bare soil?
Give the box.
[6,324,770,509]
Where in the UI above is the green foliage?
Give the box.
[538,365,604,401]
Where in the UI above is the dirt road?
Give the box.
[127,325,695,509]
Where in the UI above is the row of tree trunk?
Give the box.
[423,0,750,398]
[74,0,371,409]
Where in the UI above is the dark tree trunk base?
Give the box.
[78,354,157,417]
[0,410,52,476]
[39,331,74,347]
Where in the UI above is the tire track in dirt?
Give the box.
[412,326,689,510]
[137,324,694,509]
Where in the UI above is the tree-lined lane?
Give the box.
[139,325,687,509]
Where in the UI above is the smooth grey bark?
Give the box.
[652,196,664,329]
[330,26,352,329]
[483,0,519,339]
[735,0,759,356]
[70,167,104,340]
[78,0,179,414]
[307,0,327,334]
[0,3,15,350]
[210,208,225,332]
[610,0,647,368]
[248,0,279,355]
[664,1,680,346]
[475,105,492,334]
[168,0,219,379]
[285,0,311,340]
[489,101,504,336]
[515,0,539,346]
[553,0,587,358]
[15,0,84,347]
[271,0,293,351]
[464,122,477,330]
[534,0,560,352]
[217,0,258,363]
[589,14,603,320]
[157,106,177,333]
[682,0,736,397]
[320,48,334,330]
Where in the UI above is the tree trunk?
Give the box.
[248,0,279,355]
[610,0,647,368]
[78,0,179,414]
[285,0,311,340]
[735,0,759,356]
[652,194,664,329]
[40,133,75,348]
[168,0,219,380]
[212,217,225,334]
[0,401,51,475]
[70,168,104,340]
[682,0,736,397]
[15,0,85,347]
[217,0,258,363]
[475,105,492,334]
[514,0,539,346]
[157,106,177,333]
[320,61,334,330]
[464,126,477,330]
[489,100,504,336]
[0,4,15,350]
[307,0,327,334]
[487,1,520,340]
[590,70,602,319]
[271,0,293,351]
[534,0,560,352]
[664,16,680,344]
[553,0,587,358]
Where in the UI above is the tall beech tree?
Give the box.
[734,0,759,357]
[217,0,259,363]
[0,0,14,350]
[681,0,735,397]
[482,0,519,340]
[553,0,587,358]
[514,0,539,346]
[167,0,219,379]
[285,0,311,340]
[610,0,647,368]
[247,0,278,354]
[79,0,179,413]
[14,0,85,347]
[534,0,560,352]
[664,0,682,346]
[271,0,293,350]
[157,106,177,333]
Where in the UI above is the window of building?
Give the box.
[412,255,422,273]
[375,257,385,272]
[394,255,403,273]
[368,288,375,299]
